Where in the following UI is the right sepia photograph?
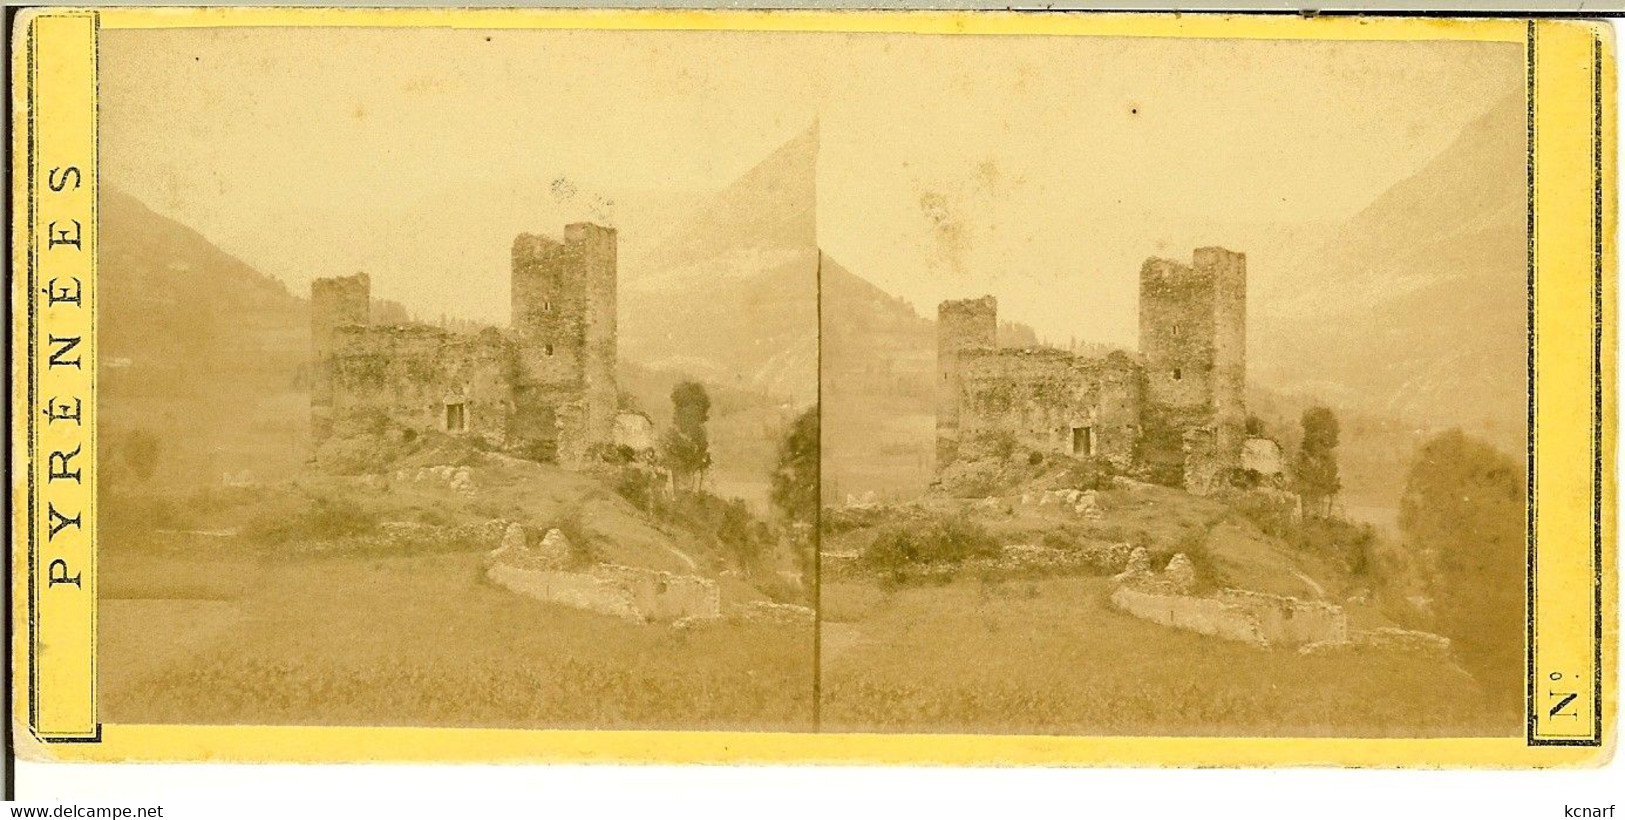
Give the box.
[817,34,1529,737]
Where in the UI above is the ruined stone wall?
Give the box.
[1138,249,1247,483]
[327,324,515,446]
[1139,258,1215,415]
[1214,589,1347,646]
[512,233,589,389]
[936,296,998,467]
[1110,585,1269,645]
[957,347,1143,466]
[1181,426,1222,496]
[310,272,371,441]
[1110,585,1348,648]
[568,223,618,455]
[487,561,721,623]
[1197,247,1247,463]
[510,223,617,464]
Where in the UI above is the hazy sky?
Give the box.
[102,27,1522,343]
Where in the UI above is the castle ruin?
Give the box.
[936,247,1249,493]
[311,223,625,467]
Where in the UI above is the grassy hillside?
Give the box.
[99,188,311,486]
[821,575,1500,737]
[101,438,813,729]
[819,477,1514,737]
[819,254,936,504]
[103,547,812,730]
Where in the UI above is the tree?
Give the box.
[1293,405,1341,516]
[771,406,819,586]
[771,405,819,527]
[1244,414,1267,437]
[1399,429,1524,714]
[661,380,712,493]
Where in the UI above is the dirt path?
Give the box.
[1290,568,1328,599]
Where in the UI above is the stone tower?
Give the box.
[1138,248,1246,486]
[510,223,618,465]
[936,295,998,468]
[310,272,371,442]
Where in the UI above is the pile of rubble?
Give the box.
[392,464,477,496]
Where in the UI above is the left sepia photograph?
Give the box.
[94,26,819,730]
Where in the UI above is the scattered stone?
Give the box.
[613,411,656,452]
[535,527,573,570]
[1124,546,1152,575]
[1111,476,1156,492]
[733,600,815,626]
[502,522,528,550]
[1241,437,1286,479]
[1164,553,1199,594]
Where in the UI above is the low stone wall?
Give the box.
[1109,586,1270,646]
[1350,626,1450,654]
[1213,589,1348,646]
[592,564,721,622]
[1109,548,1349,649]
[487,561,720,624]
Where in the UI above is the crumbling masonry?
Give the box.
[312,223,619,467]
[936,248,1248,493]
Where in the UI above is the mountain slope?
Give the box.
[819,254,937,503]
[99,189,311,484]
[619,125,819,406]
[1254,92,1527,450]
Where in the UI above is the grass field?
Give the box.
[101,539,813,730]
[819,574,1511,737]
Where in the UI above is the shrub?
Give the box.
[612,464,662,513]
[588,443,640,466]
[548,508,600,565]
[1232,492,1375,577]
[313,434,392,476]
[862,513,1000,572]
[1292,516,1376,576]
[1056,456,1116,492]
[243,493,380,545]
[1232,491,1297,539]
[654,490,776,573]
[1041,527,1078,550]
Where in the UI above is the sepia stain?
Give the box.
[351,102,367,121]
[974,159,1000,195]
[550,176,578,202]
[400,75,442,95]
[919,191,971,277]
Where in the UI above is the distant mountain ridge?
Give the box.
[619,125,819,406]
[98,188,312,484]
[1253,92,1527,450]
